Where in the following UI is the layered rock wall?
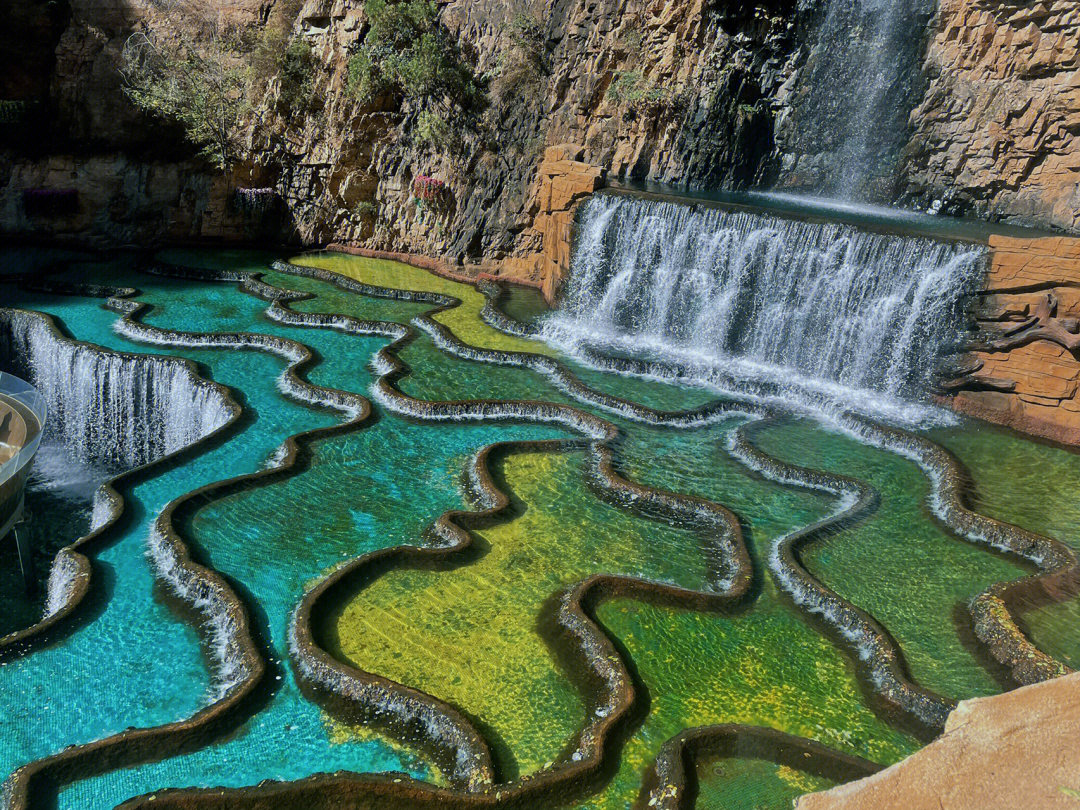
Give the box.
[902,0,1080,229]
[0,0,805,256]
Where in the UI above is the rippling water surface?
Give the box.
[0,247,1075,810]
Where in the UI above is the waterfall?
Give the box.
[546,194,984,424]
[785,0,936,199]
[0,311,232,470]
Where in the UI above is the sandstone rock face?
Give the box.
[902,0,1080,230]
[949,235,1080,444]
[795,671,1080,810]
[495,144,604,302]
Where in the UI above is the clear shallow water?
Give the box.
[0,248,1075,810]
[0,260,429,808]
[930,423,1080,669]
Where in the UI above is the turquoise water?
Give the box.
[0,263,433,807]
[0,248,1077,810]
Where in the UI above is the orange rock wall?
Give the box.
[495,145,605,304]
[796,671,1080,810]
[952,235,1080,444]
[904,0,1080,230]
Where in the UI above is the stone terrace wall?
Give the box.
[950,235,1080,443]
[496,145,605,303]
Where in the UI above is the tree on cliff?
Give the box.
[347,0,483,151]
[121,25,251,171]
[119,1,313,172]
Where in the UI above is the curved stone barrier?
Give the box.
[0,273,377,809]
[834,412,1076,685]
[728,422,955,730]
[0,300,239,660]
[642,724,883,810]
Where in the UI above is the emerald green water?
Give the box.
[0,248,1076,810]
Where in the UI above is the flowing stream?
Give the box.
[785,0,937,198]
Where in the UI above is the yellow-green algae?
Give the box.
[692,758,837,810]
[578,593,918,809]
[329,449,713,780]
[290,251,559,357]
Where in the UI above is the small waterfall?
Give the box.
[785,0,936,199]
[547,194,984,423]
[0,311,232,470]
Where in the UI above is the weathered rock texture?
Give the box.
[0,0,279,246]
[254,0,805,267]
[901,0,1080,229]
[949,235,1080,444]
[496,144,604,301]
[0,0,807,257]
[796,671,1080,810]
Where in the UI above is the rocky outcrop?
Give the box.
[948,235,1080,444]
[902,0,1080,229]
[495,144,605,302]
[0,0,280,246]
[795,671,1080,810]
[1,0,807,252]
[251,0,805,262]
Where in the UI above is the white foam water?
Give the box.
[546,195,984,427]
[2,313,232,469]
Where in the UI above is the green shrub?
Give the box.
[353,200,379,218]
[347,0,481,109]
[606,70,645,107]
[277,37,315,111]
[121,29,252,170]
[413,110,450,149]
[491,12,547,101]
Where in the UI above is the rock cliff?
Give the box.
[4,0,1079,257]
[901,0,1080,230]
[0,0,807,256]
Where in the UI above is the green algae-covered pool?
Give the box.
[0,247,1076,810]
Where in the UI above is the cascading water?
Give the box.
[784,0,936,199]
[0,312,231,470]
[546,194,984,424]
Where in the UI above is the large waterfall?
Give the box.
[0,311,232,470]
[546,194,984,423]
[785,0,936,199]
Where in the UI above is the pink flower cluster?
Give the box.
[412,175,446,202]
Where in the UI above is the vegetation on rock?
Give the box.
[347,0,482,111]
[120,1,313,171]
[120,24,252,170]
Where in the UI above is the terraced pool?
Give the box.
[0,247,1076,810]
